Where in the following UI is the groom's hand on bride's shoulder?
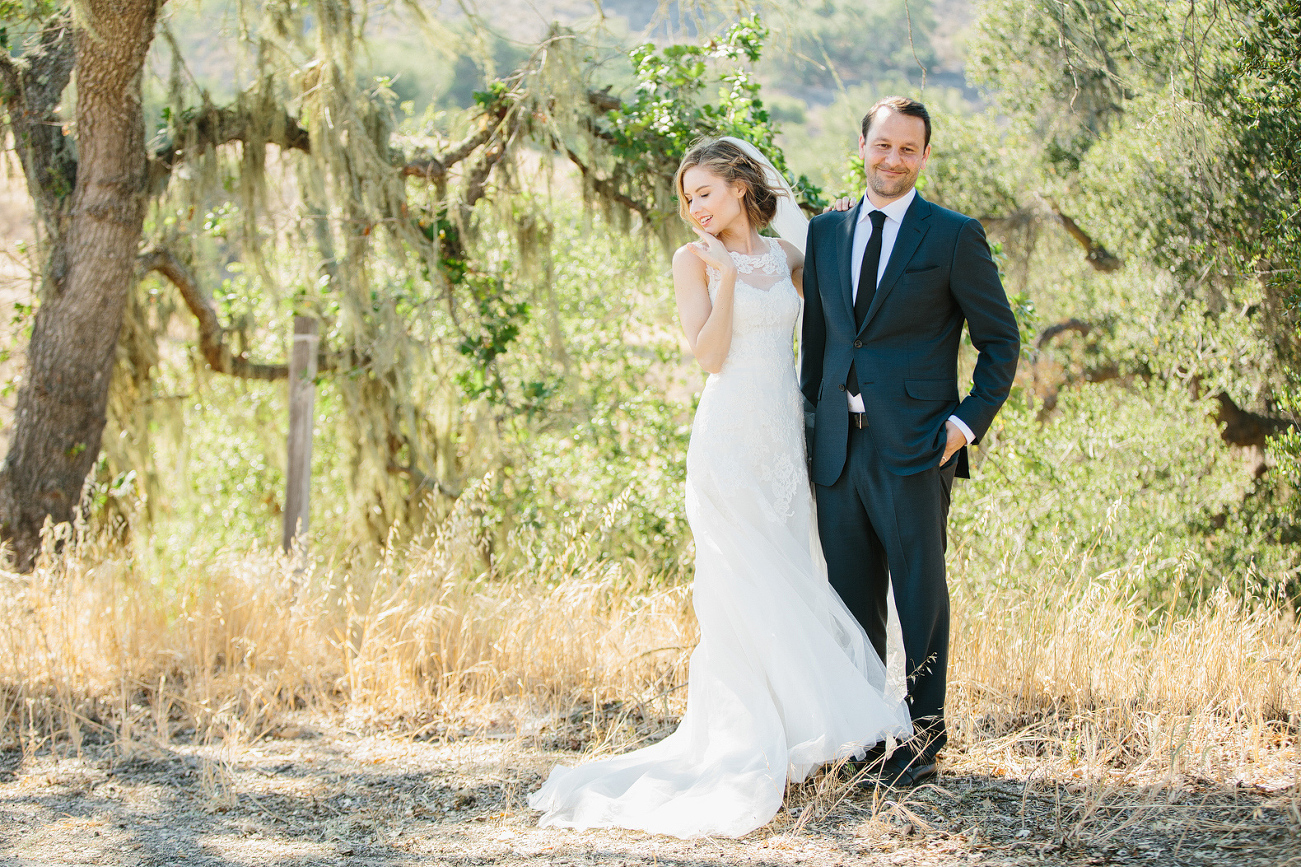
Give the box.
[822,196,855,213]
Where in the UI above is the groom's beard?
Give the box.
[867,164,918,199]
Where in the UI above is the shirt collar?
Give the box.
[858,187,916,226]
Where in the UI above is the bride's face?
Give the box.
[681,166,747,235]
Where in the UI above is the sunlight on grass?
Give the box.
[1,487,1297,829]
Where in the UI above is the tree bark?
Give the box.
[0,17,77,241]
[0,2,162,570]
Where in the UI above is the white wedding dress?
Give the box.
[529,237,912,838]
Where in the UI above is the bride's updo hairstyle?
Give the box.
[675,138,784,231]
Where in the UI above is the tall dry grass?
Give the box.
[1,491,1297,800]
[0,491,695,755]
[949,565,1299,790]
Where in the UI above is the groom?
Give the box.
[800,97,1020,787]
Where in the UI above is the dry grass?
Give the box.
[947,550,1299,793]
[1,490,1297,853]
[0,492,696,756]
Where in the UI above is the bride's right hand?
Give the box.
[687,227,737,276]
[822,196,855,213]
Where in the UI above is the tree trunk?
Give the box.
[0,2,161,570]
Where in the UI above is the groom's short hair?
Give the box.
[861,96,931,148]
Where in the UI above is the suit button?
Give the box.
[838,384,846,391]
[853,339,863,348]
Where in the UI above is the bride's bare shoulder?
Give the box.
[673,242,707,270]
[672,243,709,290]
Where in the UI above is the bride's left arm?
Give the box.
[777,239,805,298]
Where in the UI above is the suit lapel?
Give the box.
[835,200,861,323]
[859,193,932,333]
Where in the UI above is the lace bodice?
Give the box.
[694,235,804,523]
[705,236,800,373]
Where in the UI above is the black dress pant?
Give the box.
[814,421,957,759]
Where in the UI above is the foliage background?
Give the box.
[0,15,1296,860]
[0,0,1296,609]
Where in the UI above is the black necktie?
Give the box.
[847,209,887,397]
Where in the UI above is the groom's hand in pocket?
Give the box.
[940,420,965,466]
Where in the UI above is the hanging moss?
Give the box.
[96,2,790,557]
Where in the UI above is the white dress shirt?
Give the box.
[845,189,975,446]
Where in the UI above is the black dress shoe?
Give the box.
[837,742,889,779]
[856,754,937,790]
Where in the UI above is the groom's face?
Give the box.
[859,109,930,203]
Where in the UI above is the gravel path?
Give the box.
[1,718,1296,866]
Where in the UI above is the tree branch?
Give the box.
[147,101,311,191]
[1213,392,1295,449]
[1035,317,1092,349]
[1044,198,1123,272]
[443,124,495,167]
[586,86,621,113]
[400,87,643,218]
[462,142,507,210]
[0,17,78,239]
[564,146,650,217]
[401,125,496,180]
[981,202,1122,273]
[150,91,499,194]
[1032,318,1297,449]
[139,248,296,381]
[977,208,1038,233]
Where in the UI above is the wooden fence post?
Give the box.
[283,316,319,553]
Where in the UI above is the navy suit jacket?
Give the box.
[799,193,1020,486]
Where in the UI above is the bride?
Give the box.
[528,137,912,838]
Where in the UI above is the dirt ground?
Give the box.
[0,716,1296,867]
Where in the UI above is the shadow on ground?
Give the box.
[0,725,1295,866]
